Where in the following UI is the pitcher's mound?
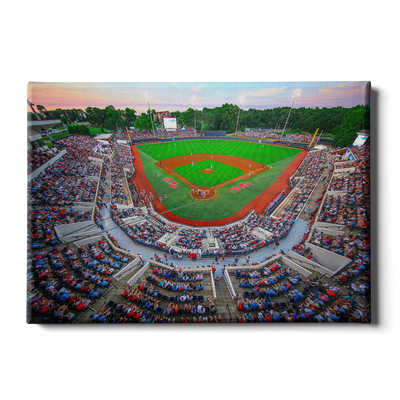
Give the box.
[202,169,214,174]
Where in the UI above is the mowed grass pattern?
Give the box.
[137,140,301,221]
[138,139,300,164]
[174,160,244,187]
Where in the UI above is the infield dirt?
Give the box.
[158,154,264,175]
[157,154,268,192]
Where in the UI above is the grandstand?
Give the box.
[27,127,370,324]
[27,119,62,143]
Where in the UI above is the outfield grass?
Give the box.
[51,132,72,140]
[138,139,300,165]
[174,160,244,187]
[138,140,301,221]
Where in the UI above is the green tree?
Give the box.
[67,123,91,136]
[124,108,137,126]
[85,107,106,126]
[332,105,370,147]
[200,108,213,130]
[180,108,195,128]
[171,111,182,120]
[134,113,153,131]
[103,105,120,130]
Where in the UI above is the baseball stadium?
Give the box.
[27,82,371,324]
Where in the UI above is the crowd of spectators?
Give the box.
[310,231,370,300]
[171,141,360,312]
[28,149,55,174]
[97,262,219,323]
[86,268,217,323]
[28,135,109,253]
[29,206,92,248]
[89,297,221,323]
[28,153,99,206]
[124,221,164,246]
[28,130,370,323]
[110,143,134,205]
[234,263,370,323]
[338,232,369,265]
[114,128,199,143]
[316,148,370,233]
[28,136,111,207]
[145,263,204,291]
[235,130,320,144]
[177,228,206,249]
[28,239,135,323]
[58,135,109,161]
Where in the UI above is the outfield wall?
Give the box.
[203,131,227,137]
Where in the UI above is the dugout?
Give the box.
[203,131,226,137]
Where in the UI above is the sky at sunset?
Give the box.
[27,81,370,114]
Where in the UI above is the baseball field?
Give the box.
[130,139,307,226]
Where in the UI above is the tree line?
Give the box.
[171,104,370,147]
[28,105,137,131]
[28,103,369,147]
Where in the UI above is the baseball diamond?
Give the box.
[158,155,270,198]
[130,139,307,226]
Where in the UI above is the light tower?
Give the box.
[146,92,155,136]
[280,90,301,140]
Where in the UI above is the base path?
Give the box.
[130,145,308,227]
[157,153,269,199]
[158,154,265,175]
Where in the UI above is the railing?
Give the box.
[226,304,232,322]
[127,261,150,286]
[92,161,104,221]
[113,258,141,280]
[223,268,236,300]
[210,270,217,300]
[103,233,140,259]
[293,173,323,224]
[123,168,134,206]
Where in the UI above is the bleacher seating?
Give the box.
[27,133,370,324]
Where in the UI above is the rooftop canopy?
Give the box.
[27,119,61,142]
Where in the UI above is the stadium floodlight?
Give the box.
[146,92,155,136]
[292,89,301,98]
[235,101,242,134]
[192,95,198,132]
[281,90,301,140]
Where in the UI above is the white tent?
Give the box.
[314,145,327,150]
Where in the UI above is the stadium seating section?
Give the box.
[27,132,370,323]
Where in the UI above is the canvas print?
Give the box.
[27,82,371,324]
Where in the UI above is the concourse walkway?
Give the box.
[99,204,309,276]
